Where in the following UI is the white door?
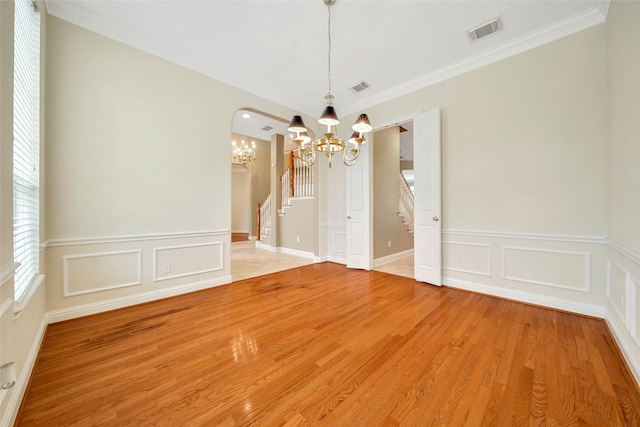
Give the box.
[414,108,442,285]
[346,139,371,270]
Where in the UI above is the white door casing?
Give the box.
[346,139,371,270]
[414,108,442,285]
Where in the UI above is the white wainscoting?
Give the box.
[607,259,631,325]
[605,240,640,385]
[153,242,223,282]
[443,241,491,276]
[63,250,142,296]
[46,230,231,320]
[441,229,606,318]
[503,246,591,292]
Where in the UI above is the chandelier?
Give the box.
[287,0,373,168]
[231,139,256,165]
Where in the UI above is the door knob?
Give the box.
[432,216,439,221]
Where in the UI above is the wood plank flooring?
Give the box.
[16,263,640,426]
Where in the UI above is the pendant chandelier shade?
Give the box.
[288,0,372,168]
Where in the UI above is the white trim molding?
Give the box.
[47,229,230,247]
[443,241,492,277]
[444,276,606,319]
[374,249,414,268]
[444,228,606,245]
[153,242,224,282]
[0,262,20,288]
[344,6,607,116]
[63,250,143,297]
[48,276,232,324]
[502,246,591,293]
[0,316,48,427]
[607,238,640,264]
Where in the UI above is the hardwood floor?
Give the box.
[16,263,640,426]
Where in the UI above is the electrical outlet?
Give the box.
[388,240,391,248]
[296,236,300,243]
[162,263,170,274]
[462,258,469,268]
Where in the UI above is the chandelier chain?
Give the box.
[327,1,332,97]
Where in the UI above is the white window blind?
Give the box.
[13,0,40,302]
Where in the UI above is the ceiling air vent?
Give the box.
[468,16,502,42]
[261,125,273,132]
[350,81,369,93]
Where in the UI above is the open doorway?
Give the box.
[230,109,314,281]
[371,121,415,278]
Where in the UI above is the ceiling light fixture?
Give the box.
[231,138,256,165]
[288,0,372,168]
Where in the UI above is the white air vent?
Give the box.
[261,125,273,132]
[468,16,502,41]
[350,81,369,93]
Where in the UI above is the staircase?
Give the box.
[257,153,314,243]
[258,193,271,241]
[278,153,314,216]
[399,171,414,234]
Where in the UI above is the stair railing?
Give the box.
[399,172,414,233]
[258,193,272,240]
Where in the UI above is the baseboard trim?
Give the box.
[47,276,232,324]
[444,276,606,318]
[1,316,48,427]
[277,247,320,262]
[605,309,640,387]
[373,249,414,268]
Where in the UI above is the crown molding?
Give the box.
[343,6,607,116]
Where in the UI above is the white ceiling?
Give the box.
[45,0,610,140]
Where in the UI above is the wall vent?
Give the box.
[261,125,273,132]
[468,16,502,41]
[350,81,369,93]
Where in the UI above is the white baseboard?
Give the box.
[47,276,232,324]
[255,241,275,252]
[1,316,48,427]
[374,249,414,268]
[444,276,606,318]
[605,310,640,387]
[277,246,320,262]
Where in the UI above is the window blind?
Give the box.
[13,0,40,302]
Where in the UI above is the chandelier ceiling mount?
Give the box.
[288,0,372,168]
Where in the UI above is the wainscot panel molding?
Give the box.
[48,276,231,324]
[444,276,606,318]
[63,250,143,297]
[608,238,640,265]
[605,239,640,387]
[443,241,491,277]
[47,229,229,247]
[607,259,631,325]
[503,246,591,292]
[153,242,223,282]
[632,277,640,347]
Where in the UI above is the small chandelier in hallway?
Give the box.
[287,0,373,168]
[231,139,256,165]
